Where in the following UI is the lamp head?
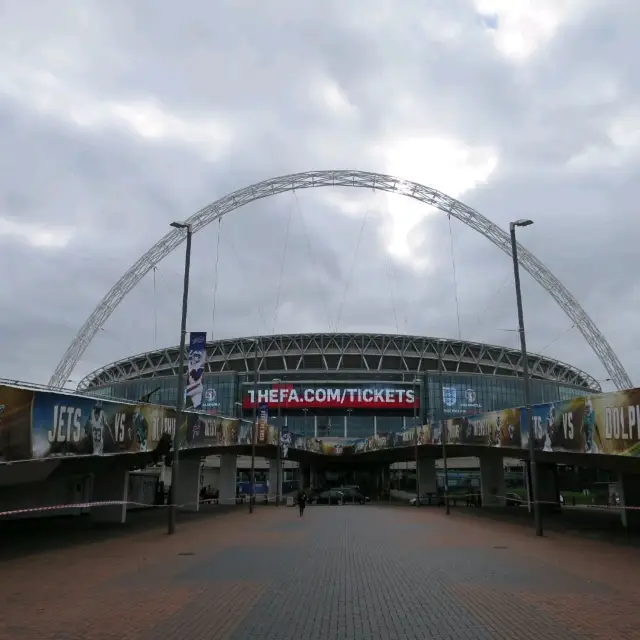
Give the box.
[170,221,189,230]
[511,219,534,229]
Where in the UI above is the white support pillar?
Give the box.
[219,453,237,505]
[479,455,506,507]
[535,462,560,512]
[373,415,377,436]
[314,415,318,438]
[618,472,640,530]
[417,458,437,495]
[174,457,201,513]
[90,467,129,524]
[268,458,281,503]
[310,464,319,490]
[344,416,348,438]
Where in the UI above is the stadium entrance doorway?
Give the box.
[307,460,387,500]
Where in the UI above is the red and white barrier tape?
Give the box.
[0,494,288,518]
[473,492,640,511]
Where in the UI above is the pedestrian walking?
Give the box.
[298,490,307,517]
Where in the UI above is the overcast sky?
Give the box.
[0,0,638,392]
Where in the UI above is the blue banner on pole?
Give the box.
[185,332,206,410]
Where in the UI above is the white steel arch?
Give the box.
[49,170,632,390]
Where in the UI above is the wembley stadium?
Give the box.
[79,332,600,438]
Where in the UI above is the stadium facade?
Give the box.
[80,333,600,439]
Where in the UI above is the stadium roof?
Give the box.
[79,333,600,392]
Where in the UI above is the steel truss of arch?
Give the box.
[50,170,632,390]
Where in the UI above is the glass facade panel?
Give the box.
[86,374,237,414]
[87,370,595,437]
[345,415,374,439]
[427,372,591,422]
[286,414,314,437]
[375,415,406,434]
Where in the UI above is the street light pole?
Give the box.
[437,341,450,515]
[273,377,282,506]
[168,221,192,535]
[510,219,543,537]
[413,377,420,506]
[249,338,259,514]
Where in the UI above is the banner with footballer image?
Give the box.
[31,391,153,458]
[1,380,638,462]
[183,413,240,449]
[520,398,585,453]
[185,331,206,410]
[256,404,269,445]
[583,390,640,456]
[29,387,242,459]
[0,385,34,461]
[317,437,359,456]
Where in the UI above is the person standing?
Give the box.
[298,490,307,517]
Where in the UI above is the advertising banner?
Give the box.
[183,413,239,449]
[588,390,640,456]
[237,421,253,445]
[393,427,417,448]
[32,392,150,458]
[3,379,639,463]
[316,437,359,456]
[242,384,418,410]
[29,386,243,459]
[257,404,268,444]
[520,398,585,453]
[0,385,34,462]
[185,331,206,410]
[439,384,483,416]
[202,387,220,415]
[280,425,291,458]
[452,408,522,448]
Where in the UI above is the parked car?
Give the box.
[409,493,437,506]
[314,490,347,505]
[505,492,524,506]
[338,487,370,504]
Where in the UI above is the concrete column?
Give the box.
[90,467,129,524]
[268,458,281,503]
[480,455,506,506]
[619,472,640,531]
[301,464,310,490]
[417,458,437,495]
[219,453,237,505]
[535,462,560,513]
[309,464,320,490]
[174,457,201,513]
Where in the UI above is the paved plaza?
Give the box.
[1,505,639,640]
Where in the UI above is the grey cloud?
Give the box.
[0,0,638,393]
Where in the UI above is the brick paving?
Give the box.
[1,505,639,639]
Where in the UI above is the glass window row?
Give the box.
[87,371,594,437]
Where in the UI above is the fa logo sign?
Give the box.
[442,387,457,407]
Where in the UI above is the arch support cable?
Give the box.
[49,170,631,391]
